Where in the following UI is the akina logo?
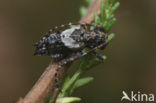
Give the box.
[121,91,155,102]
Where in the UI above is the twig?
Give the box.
[80,0,101,23]
[17,62,67,103]
[17,0,103,103]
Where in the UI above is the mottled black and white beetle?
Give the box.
[34,22,108,88]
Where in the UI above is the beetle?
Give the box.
[34,22,108,60]
[34,22,108,103]
[34,22,108,89]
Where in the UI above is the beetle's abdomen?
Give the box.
[34,33,70,56]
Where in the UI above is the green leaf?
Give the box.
[73,77,94,89]
[108,33,115,42]
[107,0,116,8]
[80,6,87,16]
[105,17,116,31]
[69,77,94,95]
[78,54,92,72]
[85,0,92,5]
[85,56,101,70]
[56,97,81,103]
[109,2,120,16]
[102,55,107,60]
[101,0,106,24]
[62,76,70,90]
[94,12,101,25]
[79,55,97,72]
[60,72,81,97]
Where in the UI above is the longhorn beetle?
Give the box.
[34,22,108,102]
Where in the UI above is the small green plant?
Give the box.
[50,0,120,103]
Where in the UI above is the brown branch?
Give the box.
[17,62,67,103]
[17,0,102,103]
[80,0,101,23]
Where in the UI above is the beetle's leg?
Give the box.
[52,53,83,103]
[54,52,84,86]
[52,41,108,102]
[51,54,64,61]
[51,88,60,103]
[54,41,108,89]
[54,41,108,88]
[93,52,105,62]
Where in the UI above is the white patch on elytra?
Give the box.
[60,27,84,49]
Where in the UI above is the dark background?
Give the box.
[0,0,156,103]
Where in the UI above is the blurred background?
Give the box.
[0,0,156,103]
